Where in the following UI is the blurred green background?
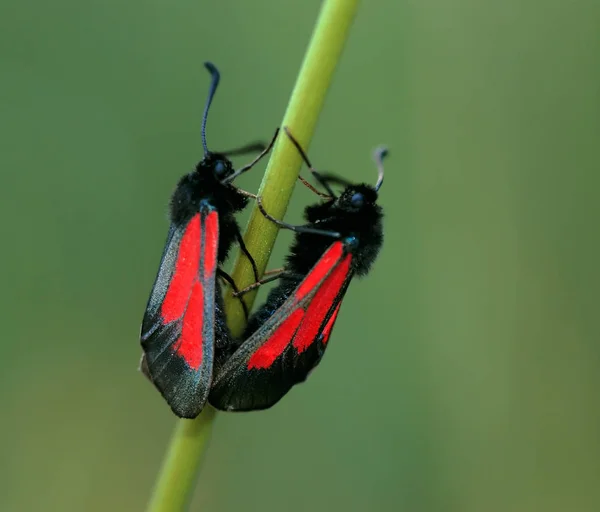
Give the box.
[1,0,599,510]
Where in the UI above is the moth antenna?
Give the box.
[201,62,221,155]
[373,146,388,192]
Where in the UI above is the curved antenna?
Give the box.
[201,62,221,155]
[373,146,388,191]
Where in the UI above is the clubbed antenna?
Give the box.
[201,62,220,155]
[373,146,388,192]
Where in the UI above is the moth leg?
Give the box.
[217,268,250,321]
[232,225,259,281]
[218,142,267,157]
[232,268,304,297]
[256,196,341,238]
[283,126,336,198]
[222,128,280,183]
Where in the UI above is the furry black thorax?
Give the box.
[169,153,248,226]
[288,183,383,277]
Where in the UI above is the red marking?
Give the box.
[293,255,351,354]
[162,215,201,323]
[321,303,341,345]
[203,211,219,276]
[248,309,304,370]
[295,242,344,300]
[175,281,204,370]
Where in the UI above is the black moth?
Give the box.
[140,62,277,418]
[209,127,386,411]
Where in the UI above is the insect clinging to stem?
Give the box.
[209,127,387,412]
[140,61,278,418]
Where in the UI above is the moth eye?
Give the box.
[214,161,227,176]
[345,236,359,250]
[350,192,364,208]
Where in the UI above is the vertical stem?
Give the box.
[146,1,360,510]
[147,408,216,512]
[224,0,361,336]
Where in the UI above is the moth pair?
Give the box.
[140,62,386,418]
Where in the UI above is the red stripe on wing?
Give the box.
[175,281,204,369]
[161,214,201,323]
[293,254,351,354]
[321,303,341,345]
[203,211,218,276]
[244,242,349,370]
[295,242,344,300]
[247,309,304,370]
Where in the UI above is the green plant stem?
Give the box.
[224,0,360,335]
[146,1,360,510]
[147,408,216,512]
